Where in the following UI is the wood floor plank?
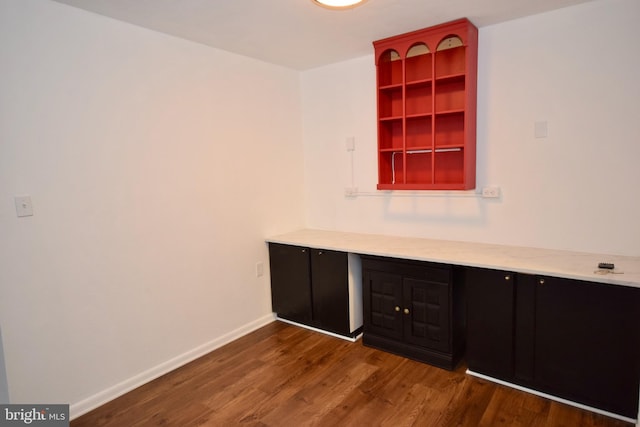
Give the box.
[478,383,550,427]
[71,321,634,427]
[260,360,380,426]
[431,372,496,426]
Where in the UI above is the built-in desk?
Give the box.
[266,229,640,424]
[266,229,640,289]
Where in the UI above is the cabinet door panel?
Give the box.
[465,268,515,379]
[535,276,640,418]
[310,249,349,335]
[363,270,403,340]
[403,278,450,352]
[268,243,312,323]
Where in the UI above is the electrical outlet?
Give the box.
[481,187,501,198]
[14,195,34,217]
[534,121,548,138]
[344,187,358,197]
[256,262,264,277]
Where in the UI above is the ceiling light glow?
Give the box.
[313,0,367,10]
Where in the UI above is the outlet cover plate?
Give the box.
[481,187,501,198]
[14,195,34,217]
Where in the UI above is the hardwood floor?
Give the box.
[72,321,633,426]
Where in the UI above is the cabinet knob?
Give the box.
[395,306,400,312]
[301,249,306,253]
[403,308,410,315]
[505,275,511,281]
[318,251,323,255]
[539,278,545,285]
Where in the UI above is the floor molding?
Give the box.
[70,313,276,420]
[275,317,362,342]
[466,369,637,425]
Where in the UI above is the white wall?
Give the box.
[0,326,8,403]
[301,0,640,257]
[0,0,305,417]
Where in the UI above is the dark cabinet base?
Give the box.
[361,255,465,371]
[268,243,363,340]
[465,267,640,421]
[363,332,460,370]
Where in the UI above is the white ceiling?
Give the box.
[52,0,595,70]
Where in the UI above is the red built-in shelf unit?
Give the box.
[374,18,478,190]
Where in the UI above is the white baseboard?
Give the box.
[70,313,276,420]
[275,317,362,342]
[466,369,637,425]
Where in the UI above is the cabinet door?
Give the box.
[363,270,403,341]
[465,268,515,380]
[534,276,640,418]
[310,249,349,335]
[268,243,312,323]
[403,278,450,352]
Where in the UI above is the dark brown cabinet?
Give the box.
[309,247,350,335]
[362,256,464,370]
[535,276,640,418]
[268,243,361,339]
[269,243,313,324]
[465,268,516,379]
[465,267,640,419]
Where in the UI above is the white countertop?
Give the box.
[266,229,640,289]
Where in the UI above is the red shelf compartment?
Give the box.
[435,46,466,78]
[378,119,403,151]
[405,49,432,83]
[435,79,465,112]
[379,86,403,118]
[435,112,464,148]
[406,81,433,116]
[377,50,403,86]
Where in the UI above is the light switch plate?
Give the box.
[534,121,548,138]
[14,196,34,217]
[345,137,355,151]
